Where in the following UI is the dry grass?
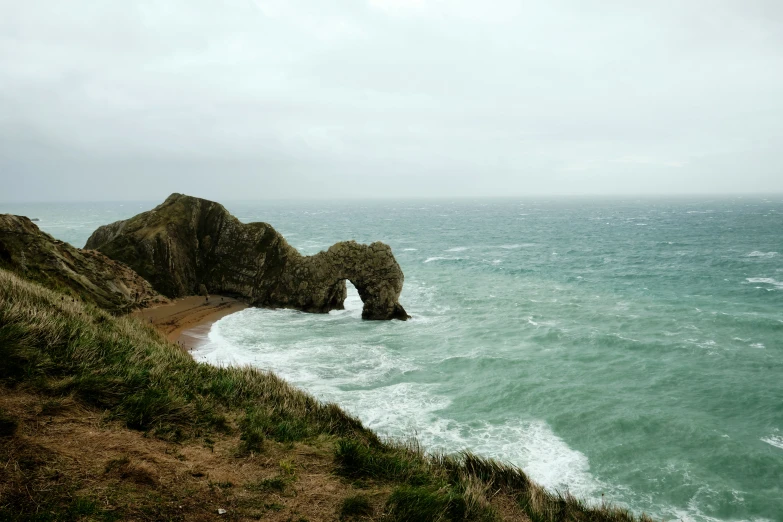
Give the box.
[0,387,368,521]
[0,267,373,444]
[0,268,657,521]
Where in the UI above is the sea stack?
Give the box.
[85,193,410,320]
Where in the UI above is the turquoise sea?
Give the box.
[4,197,782,521]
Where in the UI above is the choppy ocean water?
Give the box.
[4,197,782,521]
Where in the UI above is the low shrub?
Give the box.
[339,494,373,520]
[334,439,429,485]
[386,485,467,522]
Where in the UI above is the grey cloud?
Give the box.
[1,0,782,201]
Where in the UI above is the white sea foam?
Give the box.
[238,335,600,496]
[446,246,468,252]
[747,251,777,258]
[437,350,508,364]
[200,319,415,389]
[761,435,783,450]
[403,248,418,251]
[668,504,725,522]
[613,334,641,343]
[437,419,600,498]
[191,297,603,503]
[424,256,464,263]
[498,243,536,249]
[326,382,453,435]
[746,277,783,289]
[656,481,773,522]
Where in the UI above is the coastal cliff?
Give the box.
[86,193,409,320]
[0,214,163,313]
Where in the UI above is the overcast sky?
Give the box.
[1,1,782,201]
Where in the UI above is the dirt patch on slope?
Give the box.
[0,388,531,521]
[0,388,384,521]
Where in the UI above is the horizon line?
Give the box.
[3,192,783,205]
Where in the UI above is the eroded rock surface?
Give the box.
[86,194,409,320]
[0,214,164,313]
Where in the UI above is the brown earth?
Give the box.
[0,387,530,521]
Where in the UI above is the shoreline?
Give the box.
[134,295,248,353]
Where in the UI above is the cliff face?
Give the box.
[0,214,163,313]
[86,194,409,320]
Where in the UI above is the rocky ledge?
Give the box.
[86,194,409,320]
[0,214,163,313]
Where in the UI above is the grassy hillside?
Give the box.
[0,268,654,521]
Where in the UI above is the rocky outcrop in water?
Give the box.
[85,194,409,320]
[0,214,163,313]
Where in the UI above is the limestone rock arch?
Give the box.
[86,194,409,320]
[287,241,410,321]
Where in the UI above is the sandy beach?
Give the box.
[134,295,248,352]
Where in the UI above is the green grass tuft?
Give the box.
[246,477,288,493]
[238,407,267,454]
[242,405,314,443]
[448,452,654,522]
[339,494,373,520]
[334,439,430,485]
[386,485,467,522]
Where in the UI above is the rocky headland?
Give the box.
[0,214,163,313]
[86,193,409,320]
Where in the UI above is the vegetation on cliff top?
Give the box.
[0,268,654,521]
